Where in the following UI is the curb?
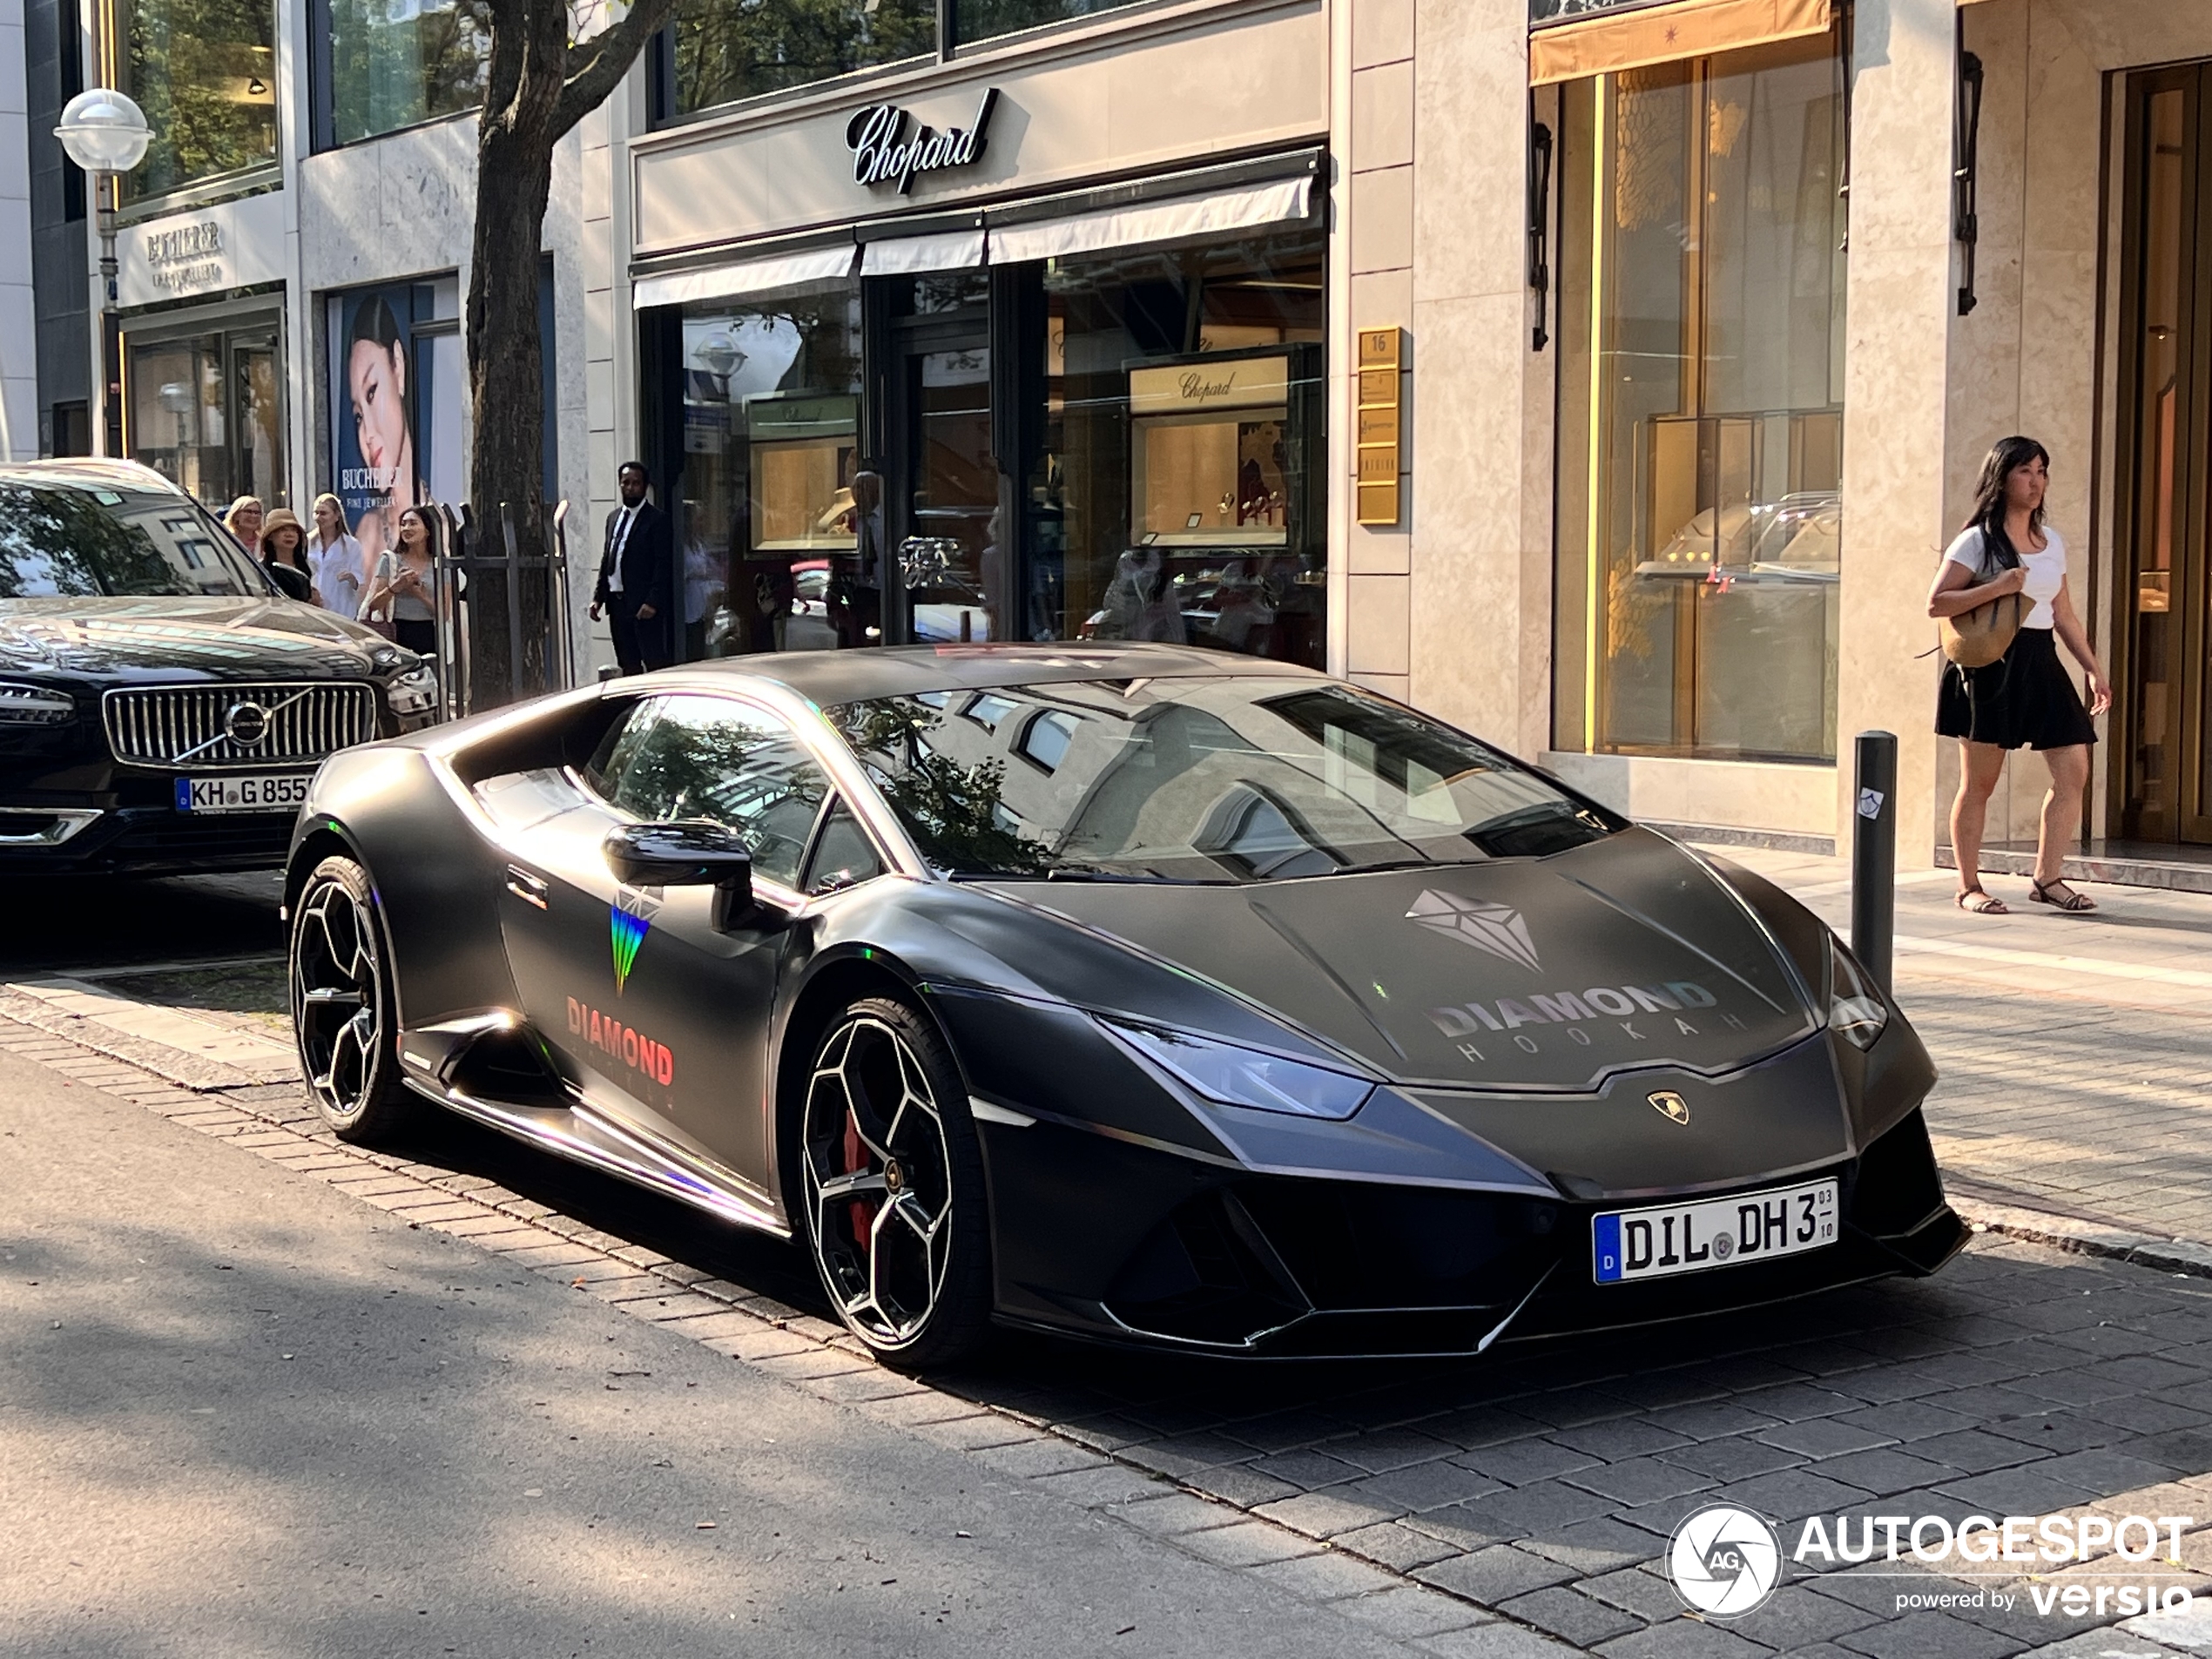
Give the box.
[1952,1199,2212,1281]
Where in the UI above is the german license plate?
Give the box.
[1593,1178,1838,1285]
[173,772,312,814]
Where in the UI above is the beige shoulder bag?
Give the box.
[1939,529,2024,670]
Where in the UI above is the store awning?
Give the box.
[860,230,988,277]
[988,175,1314,266]
[1529,0,1831,85]
[631,244,858,311]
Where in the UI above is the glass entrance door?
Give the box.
[880,273,994,646]
[2118,66,2212,843]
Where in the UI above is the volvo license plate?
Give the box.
[1593,1178,1838,1285]
[174,772,312,814]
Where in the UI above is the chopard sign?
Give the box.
[846,89,999,193]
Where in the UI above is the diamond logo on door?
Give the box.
[610,889,659,995]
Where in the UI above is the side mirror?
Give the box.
[266,563,314,603]
[603,820,760,931]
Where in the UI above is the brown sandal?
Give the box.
[2029,878,2097,913]
[1957,887,2008,914]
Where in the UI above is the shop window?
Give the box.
[1025,227,1326,668]
[669,282,866,658]
[319,0,488,147]
[954,0,1144,47]
[1552,36,1847,763]
[664,0,932,120]
[116,0,279,202]
[127,326,287,509]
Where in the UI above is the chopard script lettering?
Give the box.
[846,89,999,193]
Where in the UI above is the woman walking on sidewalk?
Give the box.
[1931,435,2111,914]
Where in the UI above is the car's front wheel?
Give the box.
[290,853,416,1144]
[800,996,992,1368]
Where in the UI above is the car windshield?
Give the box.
[827,678,1624,881]
[0,482,269,598]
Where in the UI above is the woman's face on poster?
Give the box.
[348,337,408,486]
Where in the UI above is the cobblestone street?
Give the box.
[7,850,2212,1656]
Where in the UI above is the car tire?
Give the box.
[290,853,416,1144]
[799,995,993,1369]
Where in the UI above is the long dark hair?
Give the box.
[1963,435,2050,562]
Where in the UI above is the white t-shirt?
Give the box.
[311,532,365,617]
[1943,523,2067,630]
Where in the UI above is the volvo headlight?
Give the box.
[1097,1018,1373,1120]
[0,682,75,725]
[1827,936,1888,1050]
[385,658,438,717]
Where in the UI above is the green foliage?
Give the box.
[327,0,491,146]
[831,698,1054,876]
[671,0,934,116]
[121,0,278,199]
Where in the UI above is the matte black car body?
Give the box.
[0,461,436,873]
[286,644,1964,1359]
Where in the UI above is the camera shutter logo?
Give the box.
[1405,890,1541,973]
[1667,1505,1782,1617]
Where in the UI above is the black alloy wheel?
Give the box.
[800,996,991,1367]
[290,854,416,1143]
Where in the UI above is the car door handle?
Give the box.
[504,865,550,910]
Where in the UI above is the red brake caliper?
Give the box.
[844,1109,875,1248]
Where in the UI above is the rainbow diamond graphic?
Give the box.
[610,889,658,994]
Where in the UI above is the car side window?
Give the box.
[804,799,886,895]
[604,696,829,891]
[583,698,663,799]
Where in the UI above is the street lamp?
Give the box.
[54,88,152,458]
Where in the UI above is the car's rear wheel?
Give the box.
[290,853,416,1144]
[800,996,991,1368]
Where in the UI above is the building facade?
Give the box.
[40,0,2212,870]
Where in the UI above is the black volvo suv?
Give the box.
[0,460,439,874]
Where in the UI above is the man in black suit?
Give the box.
[590,461,675,674]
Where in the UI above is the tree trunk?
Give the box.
[459,0,677,708]
[465,111,557,709]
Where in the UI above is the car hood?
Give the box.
[0,597,389,683]
[981,828,1819,1092]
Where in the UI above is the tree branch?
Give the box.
[556,0,682,137]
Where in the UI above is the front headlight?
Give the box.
[1827,936,1888,1050]
[1097,1017,1373,1119]
[0,682,75,725]
[385,660,438,717]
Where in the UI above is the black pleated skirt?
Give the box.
[1935,626,2096,751]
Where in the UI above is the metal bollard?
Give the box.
[1851,730,1898,992]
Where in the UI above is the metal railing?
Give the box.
[431,500,578,721]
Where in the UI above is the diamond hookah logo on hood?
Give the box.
[1405,890,1542,973]
[610,889,659,995]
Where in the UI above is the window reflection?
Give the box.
[119,0,279,200]
[955,0,1143,46]
[1553,37,1847,762]
[677,285,866,658]
[326,0,489,145]
[604,698,829,889]
[669,0,932,118]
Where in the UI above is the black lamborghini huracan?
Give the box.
[283,644,1962,1366]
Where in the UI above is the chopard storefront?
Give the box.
[625,0,1330,665]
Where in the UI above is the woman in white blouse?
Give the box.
[308,493,367,618]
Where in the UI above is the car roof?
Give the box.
[0,458,185,495]
[673,643,1332,704]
